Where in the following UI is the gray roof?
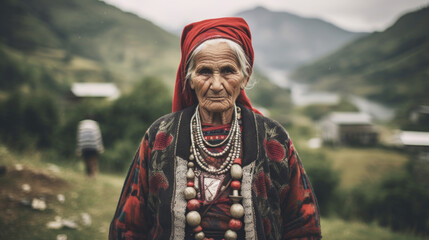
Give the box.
[327,112,372,125]
[398,131,429,146]
[71,83,120,100]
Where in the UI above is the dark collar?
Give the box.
[176,104,258,167]
[240,104,258,166]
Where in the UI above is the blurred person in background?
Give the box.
[76,118,104,177]
[109,17,321,240]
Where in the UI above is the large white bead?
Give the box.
[187,162,195,168]
[194,231,205,240]
[186,168,195,180]
[230,164,243,179]
[186,211,201,227]
[230,203,244,218]
[184,187,196,200]
[224,229,237,240]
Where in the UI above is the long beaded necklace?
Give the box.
[185,104,244,240]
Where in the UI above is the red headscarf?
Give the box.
[172,17,261,114]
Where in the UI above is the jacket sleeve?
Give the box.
[281,140,322,240]
[109,132,151,240]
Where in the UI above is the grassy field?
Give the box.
[0,147,123,240]
[321,147,409,189]
[0,146,425,240]
[321,217,427,240]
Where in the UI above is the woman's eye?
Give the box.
[198,68,212,75]
[221,67,236,74]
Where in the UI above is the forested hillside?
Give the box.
[0,0,180,91]
[292,6,429,109]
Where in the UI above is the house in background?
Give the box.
[70,82,120,101]
[394,131,429,153]
[320,112,378,146]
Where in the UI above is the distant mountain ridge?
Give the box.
[0,0,180,91]
[235,6,366,70]
[0,2,368,92]
[291,6,429,108]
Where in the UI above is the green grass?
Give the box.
[321,217,427,240]
[322,147,408,189]
[0,146,125,240]
[0,146,425,239]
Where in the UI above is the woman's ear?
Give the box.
[188,78,195,90]
[241,76,250,89]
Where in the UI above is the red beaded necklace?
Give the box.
[185,105,244,240]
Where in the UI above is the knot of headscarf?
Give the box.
[172,17,261,115]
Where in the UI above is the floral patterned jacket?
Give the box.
[109,104,321,240]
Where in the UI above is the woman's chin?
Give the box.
[202,101,233,113]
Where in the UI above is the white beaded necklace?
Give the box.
[190,105,241,174]
[195,106,238,148]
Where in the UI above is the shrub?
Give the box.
[0,90,59,150]
[100,76,172,149]
[100,139,138,173]
[299,150,340,216]
[100,77,171,172]
[340,166,429,236]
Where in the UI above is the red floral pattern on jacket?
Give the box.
[153,132,173,150]
[264,139,285,162]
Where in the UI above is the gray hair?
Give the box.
[185,38,251,84]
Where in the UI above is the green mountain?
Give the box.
[235,6,366,70]
[291,6,429,108]
[0,0,180,91]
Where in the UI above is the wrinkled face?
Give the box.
[189,42,247,113]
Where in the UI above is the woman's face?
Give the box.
[189,42,247,113]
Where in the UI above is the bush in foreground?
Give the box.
[340,163,429,236]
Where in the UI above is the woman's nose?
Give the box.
[210,74,223,92]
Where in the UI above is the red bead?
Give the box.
[231,181,241,190]
[228,218,243,231]
[187,181,194,187]
[187,199,200,211]
[233,158,242,165]
[193,225,202,232]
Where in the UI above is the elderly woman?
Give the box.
[109,17,321,240]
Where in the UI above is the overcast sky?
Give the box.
[102,0,428,32]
